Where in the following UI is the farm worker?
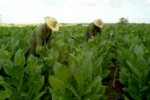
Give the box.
[84,19,103,41]
[29,16,59,57]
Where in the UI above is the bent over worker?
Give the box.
[28,16,59,57]
[84,19,103,41]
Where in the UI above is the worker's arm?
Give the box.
[47,34,52,49]
[88,29,93,38]
[88,23,94,38]
[36,31,43,46]
[46,30,52,49]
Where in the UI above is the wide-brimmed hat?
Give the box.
[93,19,103,28]
[44,16,59,31]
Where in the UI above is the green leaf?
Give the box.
[36,45,43,53]
[68,54,79,73]
[101,70,110,79]
[67,84,80,99]
[8,92,21,100]
[126,60,139,77]
[73,72,84,93]
[0,90,12,100]
[93,80,105,94]
[55,65,71,83]
[53,62,62,75]
[49,75,66,93]
[81,55,93,80]
[36,45,47,57]
[43,57,55,68]
[27,54,37,63]
[93,56,103,77]
[14,49,25,66]
[26,63,42,75]
[133,44,145,56]
[128,75,141,100]
[124,96,130,100]
[119,67,130,85]
[84,75,101,95]
[0,59,3,70]
[84,94,101,100]
[49,88,58,100]
[50,48,59,60]
[32,75,44,94]
[0,76,4,84]
[0,50,11,59]
[3,60,14,76]
[147,93,150,100]
[68,53,79,65]
[11,65,25,90]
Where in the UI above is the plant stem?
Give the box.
[112,67,118,87]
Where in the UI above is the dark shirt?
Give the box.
[29,24,52,56]
[84,23,101,41]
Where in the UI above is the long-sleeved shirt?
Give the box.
[84,23,101,41]
[29,24,52,56]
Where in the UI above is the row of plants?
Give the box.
[0,23,150,100]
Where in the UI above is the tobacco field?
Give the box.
[0,23,150,100]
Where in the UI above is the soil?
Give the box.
[102,62,124,100]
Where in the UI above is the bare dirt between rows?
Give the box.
[102,65,124,100]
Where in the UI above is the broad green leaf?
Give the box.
[94,81,105,94]
[84,75,101,95]
[124,96,130,100]
[0,90,12,100]
[84,94,101,100]
[93,56,103,77]
[26,62,42,75]
[3,60,14,76]
[101,69,110,79]
[49,75,66,93]
[81,55,93,80]
[50,87,73,100]
[49,88,58,100]
[147,94,150,100]
[68,54,79,73]
[36,45,47,57]
[22,75,44,100]
[119,67,130,85]
[8,92,21,100]
[36,45,43,53]
[73,72,84,93]
[14,49,25,66]
[43,57,55,68]
[0,76,4,84]
[128,75,141,100]
[32,75,44,94]
[27,54,37,63]
[67,84,80,99]
[133,44,145,56]
[55,65,71,83]
[53,62,62,75]
[126,60,139,77]
[11,65,25,90]
[55,38,64,47]
[0,50,11,59]
[0,59,3,70]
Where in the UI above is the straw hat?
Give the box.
[93,19,103,28]
[44,16,59,31]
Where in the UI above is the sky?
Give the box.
[0,0,150,23]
